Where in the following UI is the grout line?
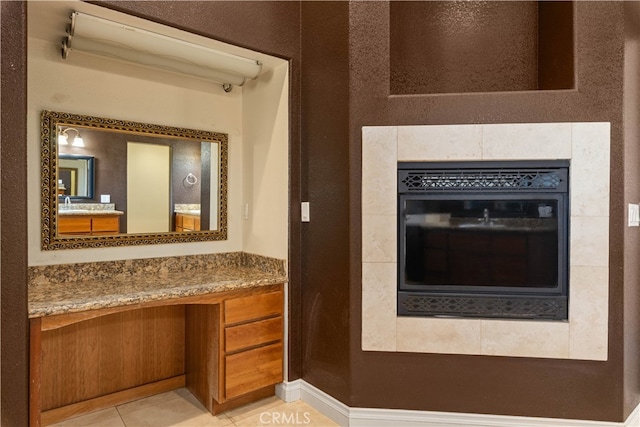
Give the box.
[114,405,127,427]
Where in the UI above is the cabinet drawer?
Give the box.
[182,215,196,230]
[92,216,120,232]
[225,342,282,399]
[224,291,283,326]
[225,317,282,353]
[58,217,92,233]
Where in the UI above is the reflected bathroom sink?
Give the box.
[456,220,507,229]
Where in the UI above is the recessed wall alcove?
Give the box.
[390,1,575,95]
[27,1,290,265]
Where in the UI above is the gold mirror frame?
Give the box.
[41,110,228,250]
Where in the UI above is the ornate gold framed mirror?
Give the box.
[41,110,228,250]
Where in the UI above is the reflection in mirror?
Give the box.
[58,154,95,199]
[41,110,228,250]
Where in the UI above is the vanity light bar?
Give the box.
[62,12,262,91]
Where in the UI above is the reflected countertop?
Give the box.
[58,209,124,216]
[174,204,201,216]
[406,216,557,232]
[174,209,201,216]
[57,202,123,216]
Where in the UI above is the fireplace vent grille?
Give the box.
[400,294,567,320]
[399,168,566,193]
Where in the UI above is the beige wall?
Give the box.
[242,62,290,260]
[26,1,289,265]
[126,142,171,233]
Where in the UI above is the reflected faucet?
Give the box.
[64,196,71,210]
[483,208,490,223]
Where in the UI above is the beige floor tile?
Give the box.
[48,407,126,427]
[233,400,338,427]
[222,396,285,423]
[116,390,185,416]
[117,389,230,427]
[49,389,336,427]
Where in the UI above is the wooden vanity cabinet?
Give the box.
[185,288,284,415]
[31,284,284,426]
[58,215,120,235]
[91,216,120,234]
[223,292,283,400]
[175,213,201,232]
[57,217,92,235]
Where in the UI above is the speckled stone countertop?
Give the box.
[174,203,200,215]
[57,202,124,216]
[58,210,124,216]
[29,252,287,318]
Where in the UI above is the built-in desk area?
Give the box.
[28,253,287,426]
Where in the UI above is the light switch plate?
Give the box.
[629,203,639,227]
[100,194,110,203]
[301,202,310,222]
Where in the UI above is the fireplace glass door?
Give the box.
[397,161,569,320]
[402,197,560,289]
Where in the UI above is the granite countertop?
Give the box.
[175,210,201,215]
[57,202,124,216]
[174,204,200,216]
[58,210,124,216]
[29,253,287,318]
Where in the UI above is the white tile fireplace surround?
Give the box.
[361,122,610,360]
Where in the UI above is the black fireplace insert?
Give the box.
[397,161,569,320]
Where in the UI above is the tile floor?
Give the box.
[50,388,338,427]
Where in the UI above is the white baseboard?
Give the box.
[625,405,639,427]
[275,380,301,403]
[277,380,640,427]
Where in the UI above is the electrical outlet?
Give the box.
[100,194,110,203]
[629,203,639,227]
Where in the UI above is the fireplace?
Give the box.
[398,161,569,320]
[362,122,609,359]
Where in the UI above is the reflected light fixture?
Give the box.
[59,127,84,147]
[61,12,262,92]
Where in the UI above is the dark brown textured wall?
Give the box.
[5,1,637,425]
[349,1,629,422]
[623,0,640,417]
[1,2,29,426]
[300,1,351,403]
